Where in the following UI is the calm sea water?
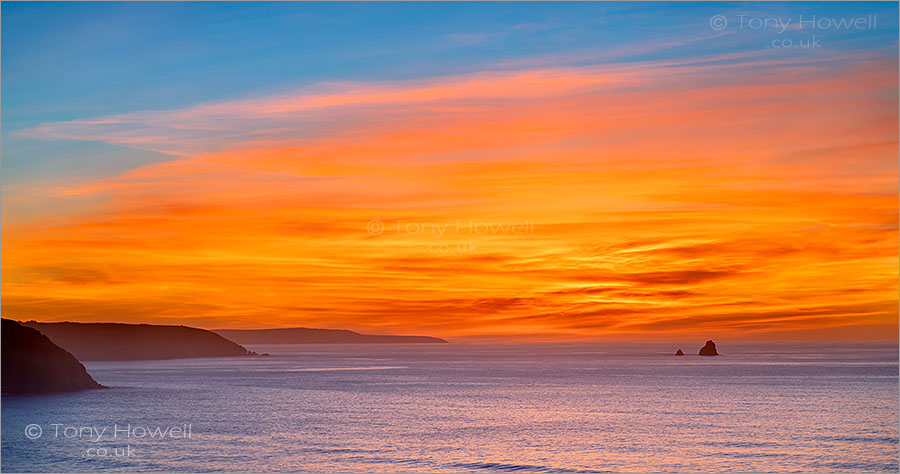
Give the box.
[2,342,898,473]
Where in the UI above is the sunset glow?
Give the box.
[3,3,897,341]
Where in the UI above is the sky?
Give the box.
[2,2,898,341]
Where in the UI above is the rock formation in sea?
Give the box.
[699,340,719,356]
[2,319,105,394]
[214,327,448,344]
[23,321,256,361]
[675,349,684,356]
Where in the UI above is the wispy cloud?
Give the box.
[3,52,897,340]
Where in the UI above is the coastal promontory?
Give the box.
[2,319,105,394]
[23,321,255,361]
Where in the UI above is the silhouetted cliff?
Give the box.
[215,328,448,344]
[23,321,254,361]
[2,319,105,394]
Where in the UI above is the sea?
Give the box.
[2,342,898,473]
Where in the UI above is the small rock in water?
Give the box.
[675,349,684,356]
[699,340,718,356]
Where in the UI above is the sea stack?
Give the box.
[2,319,105,394]
[675,349,684,356]
[699,340,718,356]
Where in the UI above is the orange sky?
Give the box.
[3,55,898,341]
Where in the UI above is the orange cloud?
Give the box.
[3,55,897,341]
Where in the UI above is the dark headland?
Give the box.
[215,327,448,344]
[23,321,256,361]
[2,319,105,394]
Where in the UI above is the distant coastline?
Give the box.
[22,321,254,361]
[214,327,448,344]
[17,321,448,362]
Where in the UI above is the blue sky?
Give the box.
[3,2,897,184]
